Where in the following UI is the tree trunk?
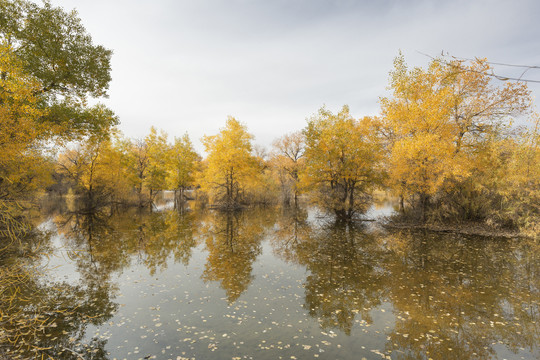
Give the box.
[347,182,355,218]
[420,193,429,223]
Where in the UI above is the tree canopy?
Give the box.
[0,0,117,140]
[303,105,383,219]
[200,117,260,209]
[379,54,533,222]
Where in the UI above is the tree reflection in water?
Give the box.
[0,213,117,359]
[1,204,203,359]
[382,230,540,360]
[54,207,201,277]
[1,203,538,359]
[271,208,539,358]
[273,215,387,334]
[200,208,276,303]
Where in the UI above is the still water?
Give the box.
[5,201,539,359]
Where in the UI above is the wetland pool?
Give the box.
[6,203,539,360]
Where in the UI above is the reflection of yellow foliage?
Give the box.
[0,241,117,359]
[383,230,540,359]
[200,210,273,303]
[53,208,202,278]
[270,207,311,263]
[272,219,385,334]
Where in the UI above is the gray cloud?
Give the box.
[53,0,540,152]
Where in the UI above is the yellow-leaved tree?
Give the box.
[0,42,48,238]
[200,117,260,209]
[144,127,170,202]
[122,137,150,207]
[488,115,540,236]
[119,128,169,208]
[56,134,114,208]
[303,106,384,220]
[166,133,201,208]
[379,54,531,222]
[270,131,305,206]
[56,130,139,210]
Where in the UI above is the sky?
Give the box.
[51,0,540,153]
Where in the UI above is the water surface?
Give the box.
[5,203,539,359]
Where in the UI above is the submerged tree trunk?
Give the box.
[347,182,355,219]
[420,193,429,223]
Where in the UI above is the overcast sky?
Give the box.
[52,0,540,152]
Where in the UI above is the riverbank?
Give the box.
[383,219,526,239]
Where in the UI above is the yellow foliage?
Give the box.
[167,133,200,198]
[491,115,540,236]
[380,54,531,221]
[145,127,169,195]
[200,117,261,208]
[0,43,50,200]
[303,105,383,219]
[117,128,170,206]
[57,137,111,205]
[270,131,305,204]
[0,44,43,153]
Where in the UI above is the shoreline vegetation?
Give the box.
[45,190,531,240]
[382,218,526,239]
[1,3,539,238]
[0,0,538,243]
